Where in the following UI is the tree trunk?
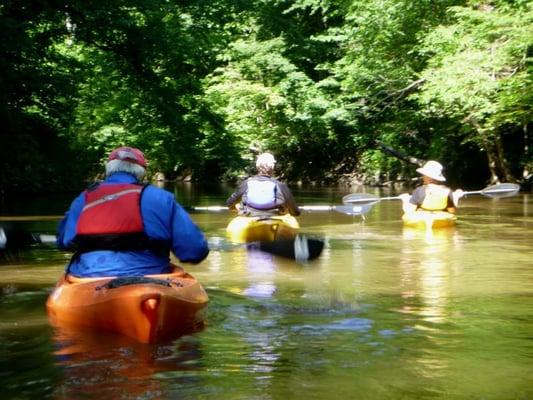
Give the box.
[493,134,514,182]
[484,141,501,184]
[481,131,514,183]
[523,124,530,181]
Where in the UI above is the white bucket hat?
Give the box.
[416,160,446,181]
[256,152,276,169]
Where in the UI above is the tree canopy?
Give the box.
[0,0,531,192]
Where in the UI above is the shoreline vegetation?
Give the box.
[1,1,531,194]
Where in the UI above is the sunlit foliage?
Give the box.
[0,0,530,192]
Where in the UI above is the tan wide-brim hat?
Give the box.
[416,160,446,181]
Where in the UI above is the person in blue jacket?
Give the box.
[57,146,209,277]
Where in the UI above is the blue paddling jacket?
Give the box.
[57,172,209,277]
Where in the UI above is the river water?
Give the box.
[0,184,531,399]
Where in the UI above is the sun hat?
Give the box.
[416,160,446,181]
[108,146,147,168]
[256,152,276,169]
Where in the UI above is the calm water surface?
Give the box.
[1,184,532,399]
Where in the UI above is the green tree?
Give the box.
[321,0,466,183]
[414,2,532,182]
[1,0,530,192]
[204,30,344,181]
[64,0,248,179]
[0,1,88,192]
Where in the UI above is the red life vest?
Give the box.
[72,183,168,254]
[76,183,145,235]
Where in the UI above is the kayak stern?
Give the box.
[46,266,208,343]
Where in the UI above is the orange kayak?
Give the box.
[46,265,208,343]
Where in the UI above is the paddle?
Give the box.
[248,235,324,262]
[341,183,520,211]
[0,215,63,222]
[460,183,520,198]
[190,204,369,216]
[0,226,55,250]
[0,227,324,263]
[206,234,324,262]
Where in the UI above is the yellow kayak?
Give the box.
[402,211,457,229]
[226,214,300,243]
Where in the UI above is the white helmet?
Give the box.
[416,160,446,181]
[256,152,276,170]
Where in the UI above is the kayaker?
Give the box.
[399,160,464,214]
[226,152,301,217]
[57,146,209,277]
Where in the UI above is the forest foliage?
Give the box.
[0,0,531,192]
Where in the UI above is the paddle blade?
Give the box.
[342,193,380,204]
[333,204,374,216]
[480,183,520,198]
[0,226,45,263]
[257,235,324,262]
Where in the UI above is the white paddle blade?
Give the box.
[333,204,374,216]
[257,235,324,261]
[480,183,520,198]
[342,193,380,204]
[0,228,6,249]
[294,235,310,262]
[39,234,58,245]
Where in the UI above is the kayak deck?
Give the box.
[226,214,300,243]
[46,265,208,343]
[402,211,457,229]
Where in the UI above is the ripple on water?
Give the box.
[292,317,373,333]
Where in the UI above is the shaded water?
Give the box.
[1,184,532,399]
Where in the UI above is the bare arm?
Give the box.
[447,189,464,214]
[399,193,417,214]
[399,186,426,214]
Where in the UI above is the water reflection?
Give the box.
[243,249,277,298]
[399,227,460,323]
[398,226,463,378]
[51,325,204,399]
[1,190,532,399]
